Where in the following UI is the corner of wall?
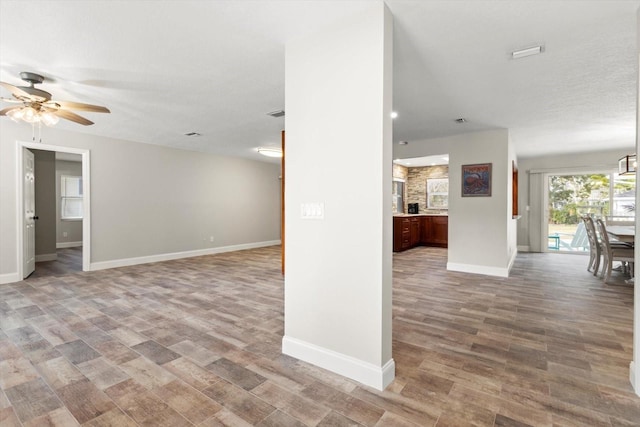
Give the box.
[0,272,20,285]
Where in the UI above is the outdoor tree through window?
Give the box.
[547,172,635,251]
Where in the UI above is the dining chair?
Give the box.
[582,216,600,275]
[596,219,634,283]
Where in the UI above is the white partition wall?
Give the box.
[632,6,640,397]
[283,3,395,390]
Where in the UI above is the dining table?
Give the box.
[606,225,635,244]
[606,225,635,284]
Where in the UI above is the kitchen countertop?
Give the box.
[394,213,448,217]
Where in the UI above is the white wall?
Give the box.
[0,121,281,282]
[283,3,394,390]
[394,129,517,276]
[516,148,630,252]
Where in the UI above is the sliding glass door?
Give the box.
[546,171,635,252]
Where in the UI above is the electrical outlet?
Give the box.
[63,231,68,237]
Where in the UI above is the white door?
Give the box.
[23,148,36,278]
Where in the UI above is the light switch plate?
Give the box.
[301,202,324,219]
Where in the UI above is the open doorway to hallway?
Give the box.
[17,141,91,280]
[28,149,84,279]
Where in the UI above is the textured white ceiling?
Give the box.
[1,0,638,162]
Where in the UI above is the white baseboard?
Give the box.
[282,335,395,391]
[632,361,639,397]
[0,272,21,285]
[57,241,83,249]
[90,240,281,271]
[35,253,57,262]
[447,262,509,278]
[517,245,531,252]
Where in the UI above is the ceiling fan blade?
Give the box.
[0,96,24,103]
[0,106,22,116]
[0,81,31,98]
[52,100,110,113]
[53,109,94,126]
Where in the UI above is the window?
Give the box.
[427,178,449,209]
[61,175,83,220]
[546,170,635,252]
[392,180,404,214]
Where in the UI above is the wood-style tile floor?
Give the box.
[31,247,83,279]
[1,245,638,426]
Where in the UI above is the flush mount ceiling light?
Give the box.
[267,110,285,118]
[257,147,283,158]
[511,45,543,59]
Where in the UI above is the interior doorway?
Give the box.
[17,141,91,279]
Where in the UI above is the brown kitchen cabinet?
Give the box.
[409,217,421,247]
[393,217,412,251]
[422,216,448,247]
[393,215,448,252]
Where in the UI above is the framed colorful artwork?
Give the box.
[462,163,491,197]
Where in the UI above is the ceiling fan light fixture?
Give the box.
[1,71,110,127]
[41,111,59,126]
[21,107,40,123]
[257,147,283,158]
[7,108,24,122]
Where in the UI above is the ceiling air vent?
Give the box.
[184,132,201,137]
[267,110,285,118]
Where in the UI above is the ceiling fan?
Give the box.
[0,71,110,126]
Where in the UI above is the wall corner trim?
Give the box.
[507,248,518,275]
[282,335,395,391]
[446,262,509,278]
[631,361,639,397]
[90,240,281,271]
[0,272,21,285]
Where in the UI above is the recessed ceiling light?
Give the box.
[391,111,398,119]
[511,45,543,59]
[267,110,285,117]
[398,140,408,145]
[184,132,201,137]
[455,118,467,124]
[257,147,283,158]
